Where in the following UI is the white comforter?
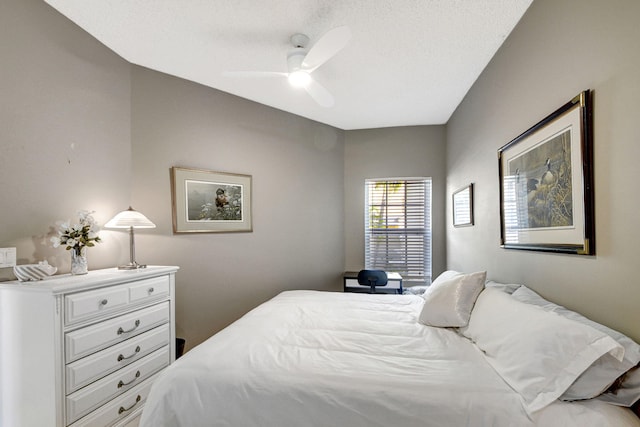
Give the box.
[140,291,640,427]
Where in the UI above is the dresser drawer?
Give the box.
[68,371,160,427]
[129,276,170,304]
[66,324,170,393]
[65,286,129,325]
[65,302,169,363]
[65,275,172,326]
[66,346,169,424]
[117,412,142,427]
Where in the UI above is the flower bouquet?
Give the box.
[51,210,102,274]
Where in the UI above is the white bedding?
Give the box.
[140,291,640,427]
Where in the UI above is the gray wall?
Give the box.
[130,67,345,349]
[1,0,345,350]
[344,126,447,280]
[0,0,132,279]
[446,0,640,342]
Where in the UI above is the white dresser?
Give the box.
[0,265,179,427]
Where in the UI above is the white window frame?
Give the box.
[364,177,432,286]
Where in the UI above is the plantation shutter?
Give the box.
[364,178,432,286]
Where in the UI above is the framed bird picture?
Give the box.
[498,90,594,255]
[170,167,253,234]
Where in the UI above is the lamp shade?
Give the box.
[105,207,156,229]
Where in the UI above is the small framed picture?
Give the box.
[452,184,474,227]
[498,90,594,254]
[170,167,252,233]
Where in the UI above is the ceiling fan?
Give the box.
[223,26,351,108]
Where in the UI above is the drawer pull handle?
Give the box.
[118,395,141,414]
[117,320,140,335]
[117,346,141,362]
[100,299,108,306]
[148,287,154,293]
[117,370,141,388]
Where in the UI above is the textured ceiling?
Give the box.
[43,0,532,130]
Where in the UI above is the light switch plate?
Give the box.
[0,248,17,268]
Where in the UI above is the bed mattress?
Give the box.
[140,291,640,427]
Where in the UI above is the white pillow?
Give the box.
[430,270,463,287]
[461,288,624,414]
[597,366,640,407]
[418,271,486,327]
[484,280,522,294]
[511,286,640,401]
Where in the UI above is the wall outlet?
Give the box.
[0,248,17,268]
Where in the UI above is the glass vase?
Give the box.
[70,247,88,275]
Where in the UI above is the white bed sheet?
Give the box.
[140,291,640,427]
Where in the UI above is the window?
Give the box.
[364,178,432,286]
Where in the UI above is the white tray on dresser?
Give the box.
[0,265,179,427]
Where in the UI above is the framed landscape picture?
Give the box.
[498,90,594,255]
[171,167,252,233]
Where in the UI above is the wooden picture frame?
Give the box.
[498,90,594,255]
[453,184,474,227]
[171,167,253,233]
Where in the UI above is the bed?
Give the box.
[140,272,640,427]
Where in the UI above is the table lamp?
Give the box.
[105,206,156,270]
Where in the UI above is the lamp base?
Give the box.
[117,262,148,270]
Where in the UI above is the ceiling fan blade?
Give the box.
[222,71,287,79]
[304,78,334,108]
[301,26,351,72]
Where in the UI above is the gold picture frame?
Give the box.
[170,167,253,233]
[498,90,594,255]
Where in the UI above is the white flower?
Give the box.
[51,211,102,251]
[78,210,96,224]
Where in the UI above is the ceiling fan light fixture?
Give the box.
[224,27,350,106]
[288,70,311,88]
